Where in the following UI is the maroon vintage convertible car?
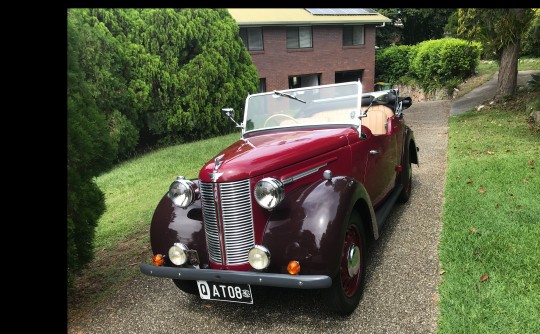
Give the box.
[140,81,418,315]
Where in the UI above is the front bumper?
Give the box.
[140,263,332,289]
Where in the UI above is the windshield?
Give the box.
[243,81,363,135]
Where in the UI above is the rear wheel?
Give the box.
[172,279,199,295]
[324,210,366,315]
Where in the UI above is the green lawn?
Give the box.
[94,132,241,250]
[438,93,540,333]
[69,132,242,314]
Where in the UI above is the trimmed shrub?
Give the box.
[375,45,415,84]
[409,38,481,92]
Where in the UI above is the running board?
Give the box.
[375,184,403,230]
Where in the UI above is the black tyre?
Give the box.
[172,279,199,295]
[398,153,412,203]
[324,210,366,315]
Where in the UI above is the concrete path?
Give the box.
[451,70,539,115]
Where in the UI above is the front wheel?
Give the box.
[324,210,366,315]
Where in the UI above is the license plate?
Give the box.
[196,280,253,304]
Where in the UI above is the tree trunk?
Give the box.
[496,41,519,98]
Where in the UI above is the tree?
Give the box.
[375,8,456,47]
[67,10,114,286]
[88,8,258,146]
[521,8,540,57]
[458,8,535,98]
[71,9,142,160]
[134,8,259,143]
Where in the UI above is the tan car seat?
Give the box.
[361,104,394,135]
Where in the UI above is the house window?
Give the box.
[240,27,263,51]
[335,70,363,83]
[288,74,320,89]
[259,78,266,93]
[343,25,364,46]
[286,26,312,49]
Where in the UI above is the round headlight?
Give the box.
[168,177,197,208]
[254,177,284,210]
[168,243,188,266]
[248,245,270,270]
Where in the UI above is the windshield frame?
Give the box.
[241,81,364,137]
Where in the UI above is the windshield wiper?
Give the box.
[273,90,306,103]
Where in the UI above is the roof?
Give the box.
[228,8,391,26]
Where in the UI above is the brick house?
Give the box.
[228,8,390,92]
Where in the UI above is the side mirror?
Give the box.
[400,97,413,110]
[221,108,234,118]
[221,108,244,129]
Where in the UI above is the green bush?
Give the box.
[71,9,259,157]
[108,110,139,160]
[375,45,415,83]
[409,38,481,92]
[375,38,481,93]
[67,11,114,286]
[528,73,540,91]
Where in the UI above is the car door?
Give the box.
[362,116,400,208]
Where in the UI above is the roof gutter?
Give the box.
[237,19,391,26]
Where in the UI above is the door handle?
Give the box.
[370,150,379,155]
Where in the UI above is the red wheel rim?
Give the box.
[340,225,362,297]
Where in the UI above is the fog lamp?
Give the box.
[287,261,301,275]
[168,243,189,266]
[248,245,270,270]
[152,254,165,266]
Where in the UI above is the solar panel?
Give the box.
[305,8,377,15]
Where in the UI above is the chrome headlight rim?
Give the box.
[254,177,284,210]
[248,245,271,270]
[167,176,198,208]
[168,242,189,266]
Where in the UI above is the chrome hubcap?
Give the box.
[347,244,360,277]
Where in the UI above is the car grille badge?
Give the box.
[209,154,225,182]
[213,154,224,172]
[209,172,223,182]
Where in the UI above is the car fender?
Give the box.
[263,176,376,277]
[149,182,209,265]
[402,127,419,166]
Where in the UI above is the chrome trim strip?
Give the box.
[281,163,328,185]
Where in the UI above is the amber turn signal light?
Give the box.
[152,254,165,266]
[287,260,300,275]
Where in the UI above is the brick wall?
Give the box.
[248,25,376,92]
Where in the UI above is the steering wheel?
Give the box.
[263,113,299,127]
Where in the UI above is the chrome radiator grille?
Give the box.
[200,179,254,265]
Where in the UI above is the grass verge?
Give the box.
[438,90,540,333]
